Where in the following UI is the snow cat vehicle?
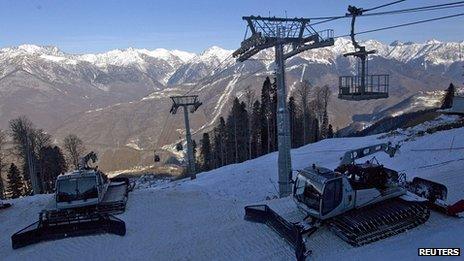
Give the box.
[244,143,431,260]
[11,152,133,249]
[408,177,464,217]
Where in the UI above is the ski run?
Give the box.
[1,115,463,260]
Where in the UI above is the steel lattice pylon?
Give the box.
[170,95,202,179]
[234,16,334,197]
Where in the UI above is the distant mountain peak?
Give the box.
[390,40,404,46]
[199,46,233,62]
[425,39,442,45]
[11,44,63,56]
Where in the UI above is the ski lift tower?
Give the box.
[170,95,202,179]
[233,16,334,197]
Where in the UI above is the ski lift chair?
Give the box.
[338,5,389,101]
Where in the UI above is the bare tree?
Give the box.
[33,129,51,155]
[295,80,312,144]
[63,134,86,170]
[9,116,45,194]
[314,85,331,138]
[314,85,331,124]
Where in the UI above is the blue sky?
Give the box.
[0,0,463,54]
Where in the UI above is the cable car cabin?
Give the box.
[339,74,389,101]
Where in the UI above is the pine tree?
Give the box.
[250,100,262,158]
[39,146,67,193]
[243,87,256,160]
[313,118,320,143]
[327,124,334,139]
[441,83,455,109]
[225,100,238,164]
[199,133,212,171]
[260,77,272,154]
[294,111,305,148]
[295,80,312,145]
[191,139,198,171]
[0,130,7,199]
[288,97,297,148]
[321,110,329,139]
[238,101,250,162]
[225,98,249,164]
[212,117,227,168]
[7,163,23,199]
[270,79,278,152]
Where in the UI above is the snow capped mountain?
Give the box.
[167,46,234,85]
[0,39,463,171]
[291,38,464,66]
[197,45,233,63]
[0,39,461,86]
[77,47,196,69]
[0,44,197,72]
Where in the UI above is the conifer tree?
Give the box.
[199,133,212,171]
[321,110,329,139]
[260,77,272,154]
[0,130,6,199]
[313,118,320,143]
[225,98,249,164]
[441,83,455,109]
[288,97,297,148]
[327,124,334,139]
[7,163,23,199]
[250,100,262,158]
[212,117,227,168]
[39,146,67,193]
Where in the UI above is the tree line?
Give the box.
[196,77,334,172]
[0,116,86,199]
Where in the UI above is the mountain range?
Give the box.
[0,38,462,171]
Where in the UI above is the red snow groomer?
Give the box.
[11,152,134,249]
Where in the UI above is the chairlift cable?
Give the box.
[364,0,407,13]
[335,12,464,38]
[309,1,464,26]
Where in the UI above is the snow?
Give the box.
[125,142,142,151]
[197,74,239,132]
[1,116,463,260]
[76,47,197,69]
[171,50,197,63]
[199,46,233,63]
[390,90,444,117]
[0,39,462,72]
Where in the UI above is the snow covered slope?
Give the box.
[1,115,463,260]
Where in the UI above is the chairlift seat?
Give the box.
[338,74,389,101]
